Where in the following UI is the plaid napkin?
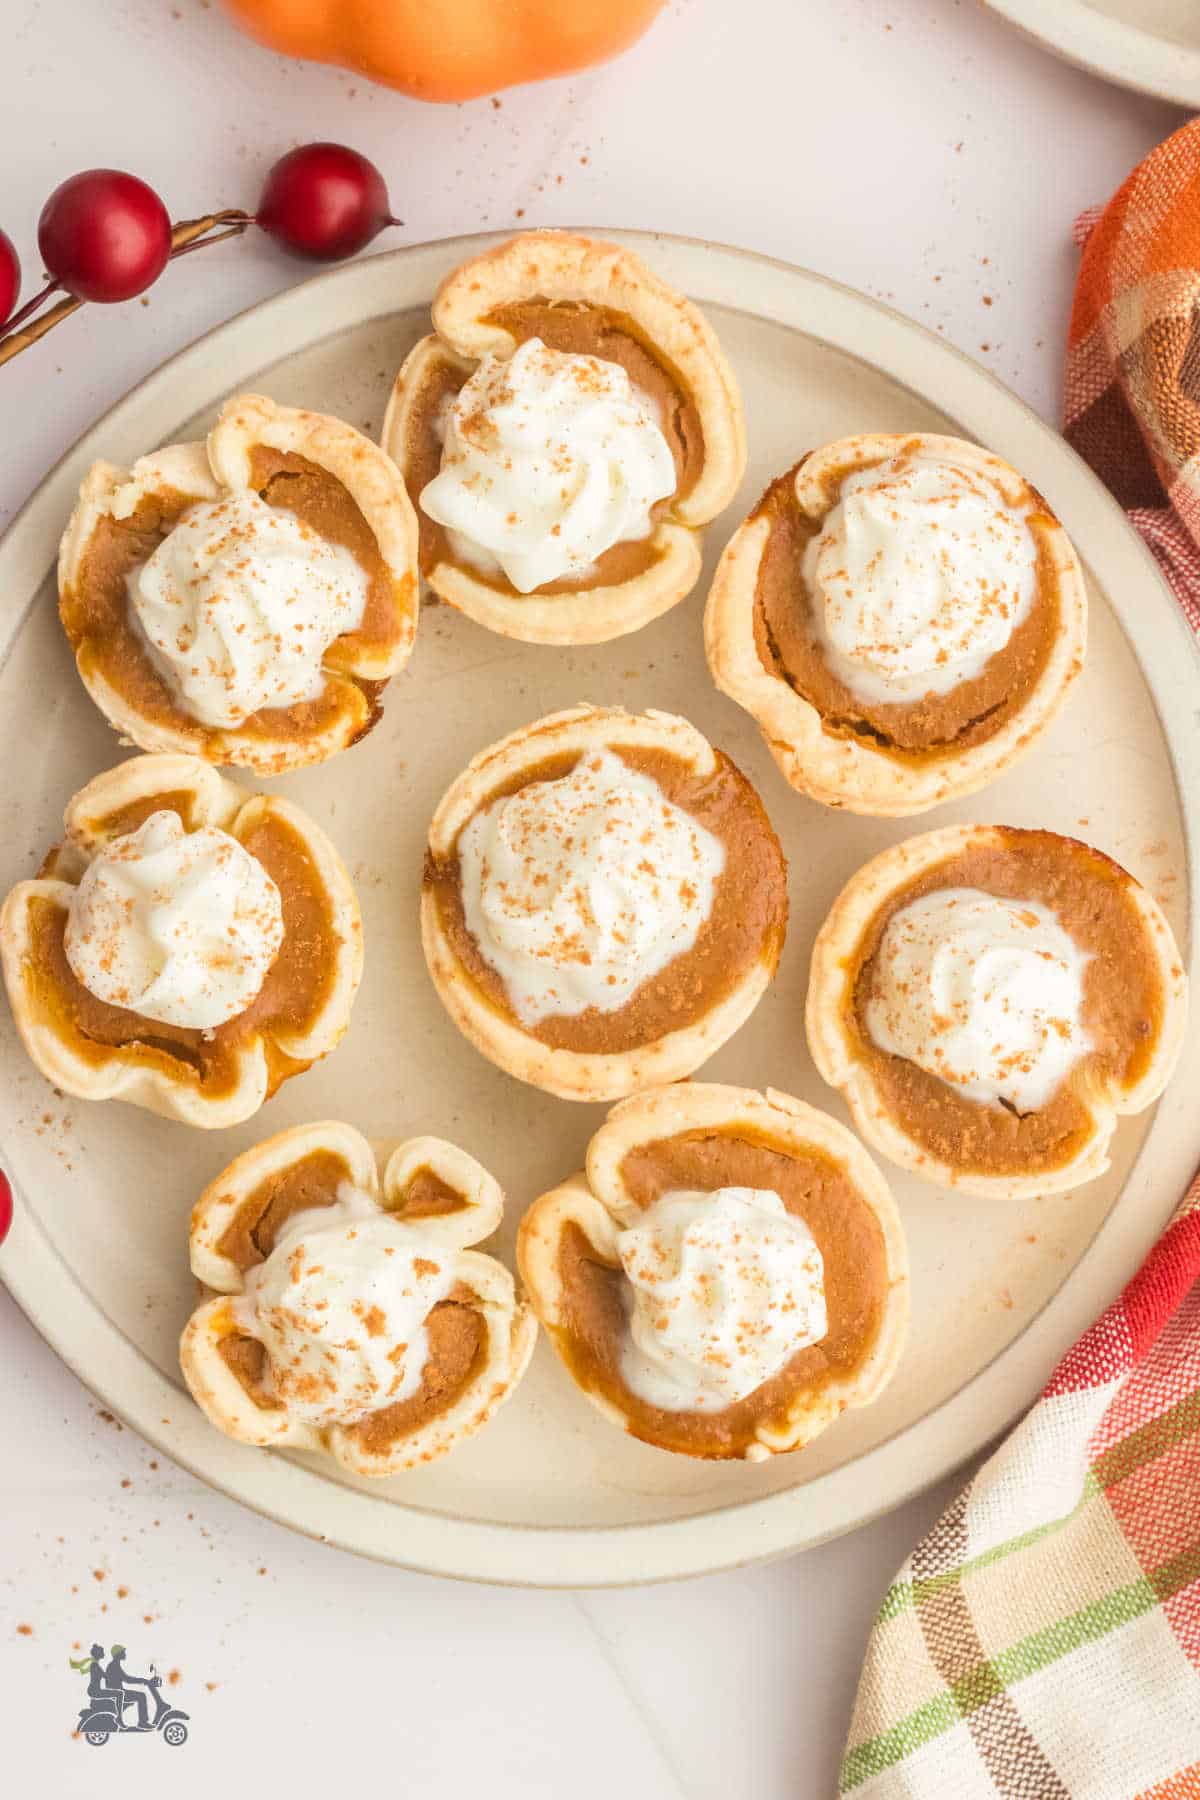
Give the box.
[1064,116,1200,630]
[840,117,1200,1799]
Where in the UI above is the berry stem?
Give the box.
[169,223,251,260]
[167,209,253,257]
[0,276,63,336]
[0,209,254,368]
[0,292,83,368]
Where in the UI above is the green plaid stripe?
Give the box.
[876,1478,1101,1624]
[1092,1389,1200,1491]
[875,1389,1200,1626]
[840,1695,965,1789]
[841,1524,1200,1790]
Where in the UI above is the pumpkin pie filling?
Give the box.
[424,744,788,1056]
[60,447,403,749]
[210,1147,488,1445]
[215,1148,357,1269]
[23,808,339,1100]
[751,455,1064,761]
[845,831,1166,1176]
[555,1128,889,1458]
[73,789,204,842]
[215,1150,475,1271]
[402,300,704,596]
[396,1166,474,1217]
[217,1294,484,1444]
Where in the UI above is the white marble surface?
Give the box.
[0,1,1184,1792]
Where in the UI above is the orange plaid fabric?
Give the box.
[1065,115,1200,629]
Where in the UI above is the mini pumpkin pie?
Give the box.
[705,433,1088,815]
[381,230,746,645]
[59,393,419,774]
[0,753,362,1128]
[807,825,1187,1199]
[518,1082,908,1460]
[422,705,788,1101]
[181,1120,535,1474]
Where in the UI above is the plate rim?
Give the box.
[1,227,1197,1587]
[983,0,1200,108]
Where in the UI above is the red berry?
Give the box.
[0,231,19,328]
[38,170,171,304]
[0,1167,11,1247]
[256,143,394,263]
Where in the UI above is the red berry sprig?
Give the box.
[40,170,173,303]
[0,143,400,367]
[0,232,21,327]
[257,144,394,261]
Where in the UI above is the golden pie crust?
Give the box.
[806,825,1188,1198]
[0,754,363,1128]
[705,434,1088,816]
[517,1083,909,1460]
[180,1120,536,1475]
[421,705,789,1101]
[381,231,746,644]
[59,394,420,774]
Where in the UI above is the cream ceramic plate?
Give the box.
[985,0,1200,108]
[0,233,1196,1587]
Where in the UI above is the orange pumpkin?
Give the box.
[221,0,668,102]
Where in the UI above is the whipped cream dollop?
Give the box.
[864,887,1092,1113]
[236,1185,455,1427]
[419,337,677,593]
[803,449,1039,704]
[129,490,370,728]
[457,749,725,1026]
[616,1187,828,1413]
[64,809,284,1031]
